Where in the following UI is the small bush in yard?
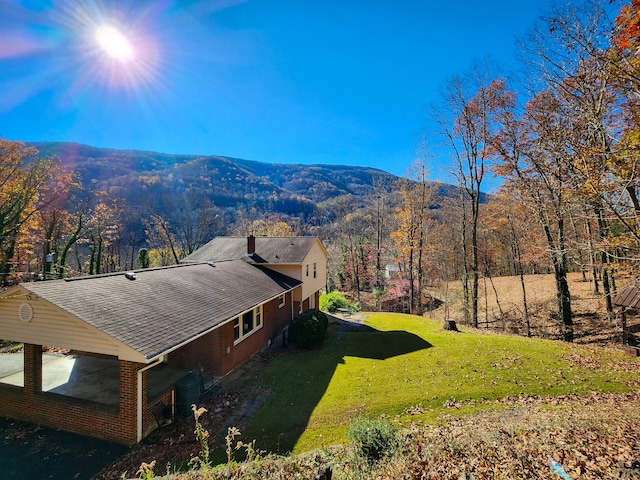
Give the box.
[348,416,398,463]
[319,291,348,312]
[290,309,328,348]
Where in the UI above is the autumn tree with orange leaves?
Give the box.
[0,140,61,286]
[431,64,510,327]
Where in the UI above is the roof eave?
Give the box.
[144,282,302,362]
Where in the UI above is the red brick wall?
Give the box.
[168,330,217,374]
[168,291,294,376]
[143,387,173,438]
[0,346,145,445]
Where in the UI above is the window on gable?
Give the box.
[313,262,317,279]
[255,306,261,327]
[278,294,285,308]
[306,264,309,277]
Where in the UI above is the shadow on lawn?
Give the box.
[248,319,432,454]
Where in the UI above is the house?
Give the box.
[0,236,327,445]
[384,263,403,280]
[183,235,328,313]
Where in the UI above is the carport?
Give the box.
[0,261,302,444]
[0,352,186,405]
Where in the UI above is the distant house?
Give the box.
[0,236,327,445]
[385,263,403,280]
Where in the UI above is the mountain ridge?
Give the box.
[30,141,398,207]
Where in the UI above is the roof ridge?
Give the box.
[63,263,208,282]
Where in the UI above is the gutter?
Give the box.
[137,357,163,442]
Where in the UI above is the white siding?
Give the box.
[0,288,142,362]
[262,239,327,304]
[301,240,327,301]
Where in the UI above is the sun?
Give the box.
[95,25,134,61]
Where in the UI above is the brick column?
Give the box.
[23,343,42,394]
[118,360,144,444]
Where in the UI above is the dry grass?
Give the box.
[424,272,635,346]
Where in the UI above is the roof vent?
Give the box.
[207,262,215,267]
[19,302,33,323]
[124,272,137,281]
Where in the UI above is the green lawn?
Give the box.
[242,313,639,455]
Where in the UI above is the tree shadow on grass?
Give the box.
[245,319,432,454]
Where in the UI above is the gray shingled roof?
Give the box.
[183,236,320,264]
[21,260,301,361]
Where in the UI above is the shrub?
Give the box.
[319,292,348,313]
[347,416,398,463]
[290,309,329,348]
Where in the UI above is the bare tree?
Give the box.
[431,62,506,327]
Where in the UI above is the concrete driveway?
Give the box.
[0,351,63,379]
[0,353,187,405]
[0,353,121,404]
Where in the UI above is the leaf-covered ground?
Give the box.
[147,392,640,479]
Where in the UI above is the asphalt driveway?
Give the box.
[0,416,129,480]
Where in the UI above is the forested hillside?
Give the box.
[0,140,458,282]
[1,1,639,346]
[32,141,397,207]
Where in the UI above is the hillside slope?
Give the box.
[32,141,397,205]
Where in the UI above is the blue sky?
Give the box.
[0,0,558,182]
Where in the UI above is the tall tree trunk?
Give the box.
[460,198,471,325]
[541,216,573,342]
[625,185,640,215]
[471,203,480,329]
[594,201,613,313]
[507,214,530,337]
[57,215,83,279]
[0,236,17,287]
[408,246,415,314]
[583,213,599,295]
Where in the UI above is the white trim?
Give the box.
[137,357,163,442]
[233,305,263,345]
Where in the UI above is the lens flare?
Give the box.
[95,25,134,61]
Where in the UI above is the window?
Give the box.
[233,305,263,344]
[313,262,317,279]
[233,318,240,341]
[306,264,309,277]
[242,311,253,336]
[278,294,285,308]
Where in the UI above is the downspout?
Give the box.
[137,357,163,442]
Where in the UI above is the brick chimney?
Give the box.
[247,235,256,255]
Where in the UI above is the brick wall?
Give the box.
[168,291,294,377]
[0,345,146,445]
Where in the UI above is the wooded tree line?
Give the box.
[1,1,638,345]
[329,0,640,342]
